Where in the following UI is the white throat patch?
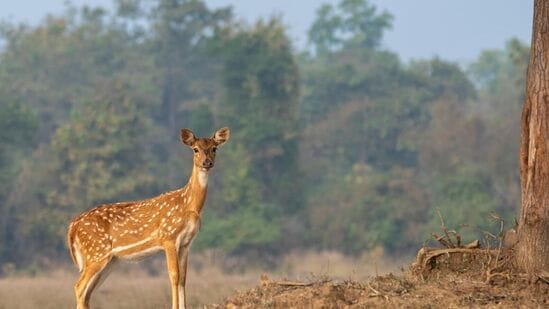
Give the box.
[198,170,209,188]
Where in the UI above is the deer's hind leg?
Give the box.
[75,256,113,309]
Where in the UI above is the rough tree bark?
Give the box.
[516,0,549,274]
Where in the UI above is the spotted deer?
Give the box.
[67,127,230,309]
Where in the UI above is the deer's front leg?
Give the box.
[178,246,190,308]
[164,242,183,309]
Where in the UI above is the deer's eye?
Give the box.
[212,147,217,153]
[193,148,199,153]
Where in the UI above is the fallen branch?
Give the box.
[260,273,329,287]
[273,281,317,287]
[417,247,500,270]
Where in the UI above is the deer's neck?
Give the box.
[185,165,209,214]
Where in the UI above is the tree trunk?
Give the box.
[515,0,549,273]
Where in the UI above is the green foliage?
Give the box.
[302,0,397,123]
[0,0,531,268]
[0,102,37,263]
[147,0,232,133]
[300,49,402,121]
[469,38,529,98]
[0,9,146,138]
[197,204,281,252]
[308,0,393,54]
[0,102,37,150]
[465,39,528,218]
[300,0,522,256]
[195,18,302,253]
[0,102,37,197]
[299,3,479,255]
[426,167,497,242]
[409,58,477,101]
[307,164,428,254]
[188,103,215,136]
[219,18,301,213]
[47,85,160,210]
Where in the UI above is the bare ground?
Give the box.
[207,248,549,308]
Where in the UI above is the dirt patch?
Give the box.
[207,248,549,308]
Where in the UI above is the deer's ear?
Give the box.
[180,128,196,146]
[213,127,230,146]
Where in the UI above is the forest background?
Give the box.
[0,0,530,272]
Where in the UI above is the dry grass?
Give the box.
[0,250,403,309]
[0,264,254,309]
[0,254,256,309]
[276,247,406,281]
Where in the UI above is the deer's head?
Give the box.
[180,127,230,171]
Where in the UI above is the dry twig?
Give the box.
[537,272,549,285]
[483,212,508,284]
[485,268,511,284]
[436,208,456,248]
[366,282,388,301]
[431,232,454,248]
[273,281,317,287]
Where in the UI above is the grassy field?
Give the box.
[0,250,404,309]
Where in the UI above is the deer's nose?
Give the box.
[202,159,213,168]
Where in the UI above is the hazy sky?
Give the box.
[1,0,533,62]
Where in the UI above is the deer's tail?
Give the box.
[67,221,82,271]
